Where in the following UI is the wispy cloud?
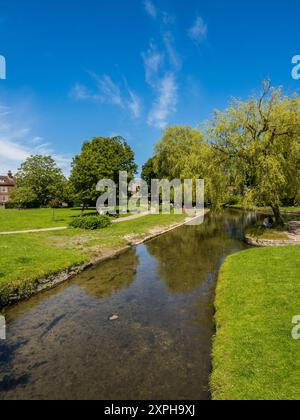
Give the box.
[0,103,71,174]
[142,39,179,129]
[141,2,182,129]
[148,73,178,129]
[188,16,208,44]
[70,83,100,101]
[142,43,164,86]
[163,32,181,70]
[143,0,157,19]
[71,74,141,119]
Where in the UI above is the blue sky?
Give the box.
[0,0,299,174]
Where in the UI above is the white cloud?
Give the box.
[144,0,157,19]
[71,74,141,119]
[127,90,142,119]
[163,32,181,70]
[142,36,179,129]
[188,16,208,44]
[148,73,178,129]
[0,103,71,175]
[142,43,164,86]
[96,74,124,107]
[70,83,103,102]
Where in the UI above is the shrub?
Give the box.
[227,195,243,206]
[4,202,18,209]
[69,215,111,230]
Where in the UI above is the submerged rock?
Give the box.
[109,314,119,321]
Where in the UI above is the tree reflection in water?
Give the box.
[74,249,139,299]
[146,210,256,294]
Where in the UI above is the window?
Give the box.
[0,187,8,193]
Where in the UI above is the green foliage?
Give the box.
[141,157,157,188]
[4,202,18,209]
[152,125,229,209]
[15,155,66,207]
[208,81,300,223]
[69,136,138,206]
[226,195,243,206]
[69,215,112,230]
[11,186,39,209]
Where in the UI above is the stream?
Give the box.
[0,209,256,400]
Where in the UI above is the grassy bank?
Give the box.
[245,225,290,241]
[0,213,186,306]
[211,246,300,400]
[228,204,300,214]
[0,207,98,231]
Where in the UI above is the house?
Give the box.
[0,171,16,206]
[129,179,142,197]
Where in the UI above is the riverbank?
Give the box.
[211,245,300,400]
[245,221,300,247]
[228,204,300,215]
[0,212,207,308]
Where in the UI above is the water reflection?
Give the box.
[146,210,253,294]
[0,210,253,400]
[74,249,139,299]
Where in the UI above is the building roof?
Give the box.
[0,176,16,187]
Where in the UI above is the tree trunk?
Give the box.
[271,204,284,226]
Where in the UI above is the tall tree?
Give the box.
[141,157,157,189]
[69,136,137,206]
[208,81,300,225]
[15,155,66,207]
[153,125,229,209]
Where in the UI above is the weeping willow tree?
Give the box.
[208,81,300,225]
[153,125,229,209]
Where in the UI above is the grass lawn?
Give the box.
[0,213,186,306]
[0,207,99,231]
[211,246,300,400]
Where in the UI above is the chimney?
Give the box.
[7,170,13,179]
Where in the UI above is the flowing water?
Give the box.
[0,210,255,400]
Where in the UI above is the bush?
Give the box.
[5,201,40,209]
[4,202,18,209]
[69,215,111,230]
[227,195,243,206]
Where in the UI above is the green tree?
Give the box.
[208,81,300,225]
[69,136,137,206]
[11,186,39,209]
[15,156,66,207]
[141,157,157,188]
[153,126,229,209]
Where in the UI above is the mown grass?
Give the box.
[0,213,186,306]
[0,207,99,231]
[211,246,300,400]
